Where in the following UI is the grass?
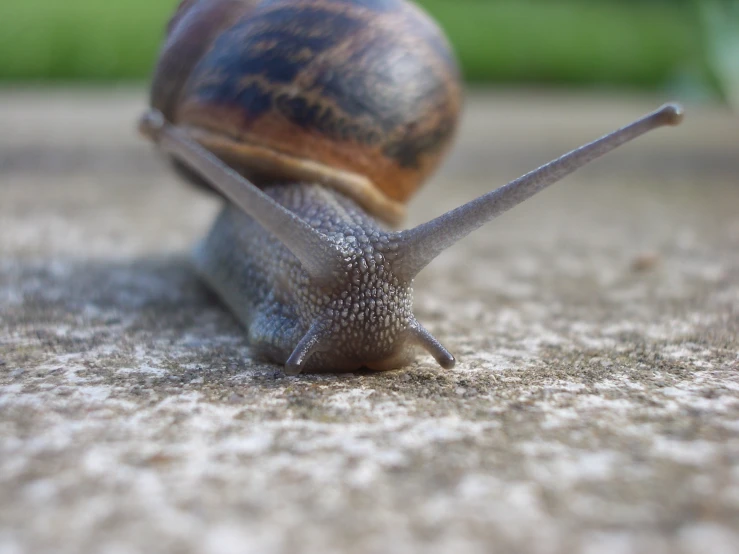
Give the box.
[423,0,700,87]
[0,0,703,87]
[0,0,172,81]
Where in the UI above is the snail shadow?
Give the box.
[1,254,221,326]
[0,255,395,384]
[2,255,247,375]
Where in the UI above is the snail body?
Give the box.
[141,0,684,374]
[196,184,421,373]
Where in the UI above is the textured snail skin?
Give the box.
[195,184,420,372]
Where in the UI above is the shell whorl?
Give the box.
[150,0,463,224]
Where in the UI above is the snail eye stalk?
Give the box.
[139,110,345,284]
[392,104,685,280]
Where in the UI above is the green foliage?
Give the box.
[696,0,739,108]
[0,0,172,80]
[423,0,698,87]
[0,0,704,88]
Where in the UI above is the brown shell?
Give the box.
[150,0,463,224]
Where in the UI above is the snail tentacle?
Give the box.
[393,103,685,280]
[408,320,455,370]
[285,320,329,376]
[139,110,346,284]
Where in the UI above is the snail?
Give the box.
[139,0,684,375]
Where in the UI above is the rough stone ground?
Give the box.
[0,89,738,554]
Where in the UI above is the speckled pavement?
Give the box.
[1,90,738,554]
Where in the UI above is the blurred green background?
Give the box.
[0,0,736,104]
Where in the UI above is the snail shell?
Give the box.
[150,0,463,224]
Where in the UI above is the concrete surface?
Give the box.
[1,89,738,554]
